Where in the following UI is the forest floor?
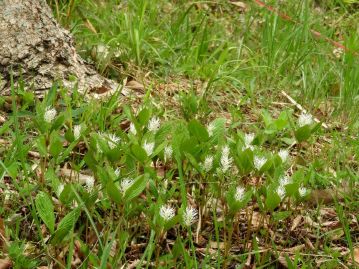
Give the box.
[1,0,359,268]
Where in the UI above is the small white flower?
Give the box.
[85,176,95,191]
[244,133,255,146]
[203,155,214,172]
[143,141,155,156]
[164,146,173,162]
[44,106,57,123]
[57,184,64,196]
[254,156,267,170]
[298,112,314,127]
[3,190,13,203]
[159,204,175,221]
[279,175,291,187]
[234,186,245,202]
[148,117,161,132]
[242,133,255,151]
[183,206,198,226]
[73,125,82,140]
[278,149,289,163]
[220,145,232,173]
[96,44,110,59]
[96,141,103,154]
[107,133,121,149]
[120,178,134,194]
[129,123,137,135]
[114,168,121,177]
[298,186,308,197]
[277,185,286,200]
[333,47,344,58]
[207,122,215,136]
[222,145,230,157]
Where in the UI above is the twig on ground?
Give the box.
[281,90,329,129]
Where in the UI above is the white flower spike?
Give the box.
[129,123,137,135]
[73,125,82,140]
[120,178,134,194]
[85,176,95,191]
[143,141,155,156]
[298,112,314,127]
[160,204,175,221]
[277,185,286,200]
[220,146,232,173]
[234,186,245,202]
[244,133,255,147]
[279,175,291,187]
[148,117,161,132]
[298,186,308,197]
[164,146,173,162]
[203,155,214,172]
[107,133,121,149]
[278,149,289,163]
[44,106,57,123]
[114,168,121,177]
[183,206,198,226]
[207,122,215,137]
[57,184,64,196]
[254,156,267,171]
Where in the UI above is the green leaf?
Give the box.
[265,189,281,211]
[295,125,312,142]
[6,162,18,179]
[84,151,97,172]
[226,188,253,212]
[124,174,148,201]
[51,208,80,244]
[273,211,292,221]
[100,236,116,269]
[36,135,47,156]
[188,119,209,142]
[235,148,253,174]
[262,110,273,128]
[35,192,55,233]
[184,152,201,172]
[51,114,66,131]
[59,184,75,205]
[180,138,200,157]
[106,181,122,204]
[138,107,151,126]
[208,118,226,144]
[274,111,290,130]
[131,144,148,163]
[49,132,63,158]
[107,147,122,162]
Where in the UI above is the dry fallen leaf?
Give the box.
[285,244,305,253]
[290,215,302,231]
[304,237,315,250]
[0,115,5,124]
[352,247,359,264]
[278,255,289,268]
[60,167,94,185]
[0,258,11,269]
[321,220,340,229]
[209,241,226,250]
[0,218,7,249]
[303,216,319,228]
[126,80,144,92]
[230,1,247,10]
[250,211,268,230]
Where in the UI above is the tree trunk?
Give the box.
[0,0,120,97]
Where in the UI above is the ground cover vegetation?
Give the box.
[1,0,359,268]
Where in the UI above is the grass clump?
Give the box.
[1,0,359,268]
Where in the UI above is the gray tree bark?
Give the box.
[0,0,120,96]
